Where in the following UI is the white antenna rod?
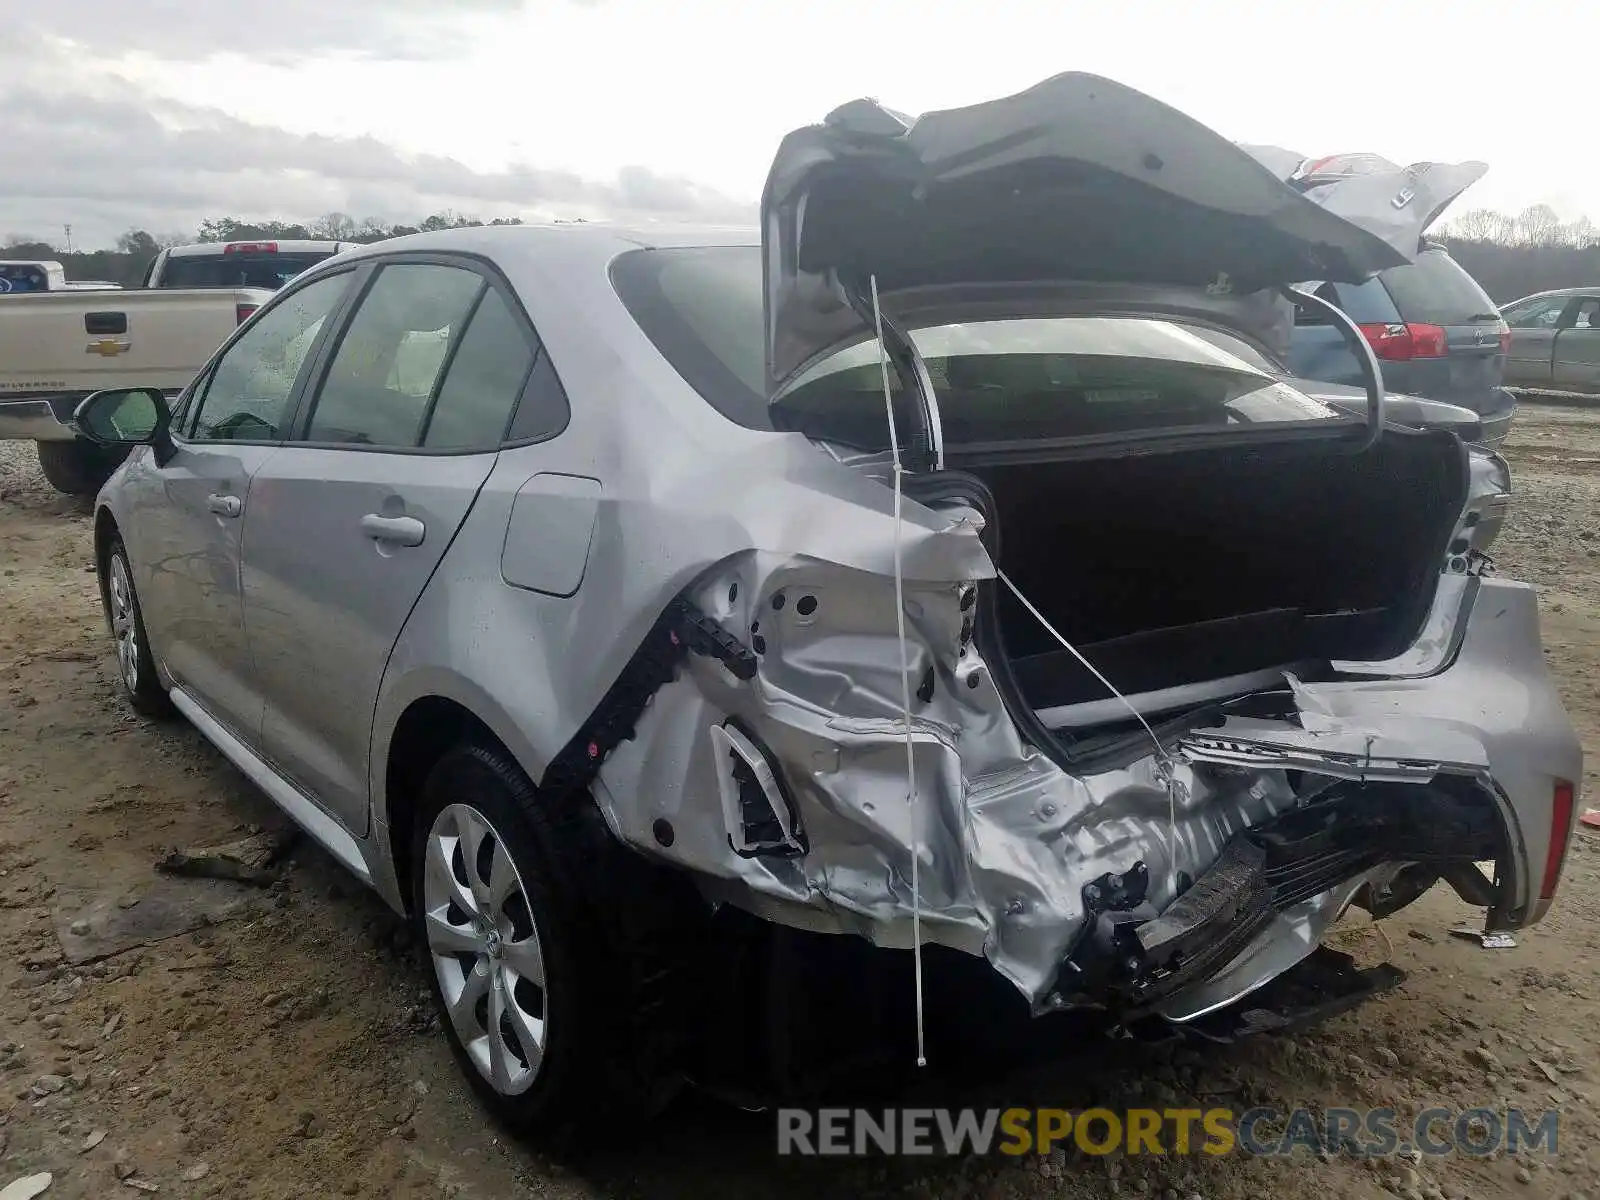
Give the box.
[869,273,927,1068]
[997,569,1182,901]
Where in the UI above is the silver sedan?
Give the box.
[77,72,1581,1134]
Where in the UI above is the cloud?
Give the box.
[16,0,533,63]
[0,36,754,248]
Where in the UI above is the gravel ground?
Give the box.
[1,414,1598,1200]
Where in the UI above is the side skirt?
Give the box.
[169,687,373,887]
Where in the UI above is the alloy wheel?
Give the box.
[108,553,139,694]
[422,803,548,1096]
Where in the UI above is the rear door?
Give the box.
[1501,294,1578,387]
[239,255,539,834]
[1552,296,1600,393]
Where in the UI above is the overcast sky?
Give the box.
[3,0,1591,249]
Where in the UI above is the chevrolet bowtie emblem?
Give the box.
[86,338,130,357]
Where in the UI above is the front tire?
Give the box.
[410,744,703,1138]
[104,537,173,719]
[36,440,129,497]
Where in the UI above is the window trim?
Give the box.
[168,364,207,438]
[175,266,363,448]
[279,250,568,457]
[414,282,488,447]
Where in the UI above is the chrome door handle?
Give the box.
[360,513,425,547]
[206,493,242,518]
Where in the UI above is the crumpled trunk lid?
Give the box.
[761,71,1415,398]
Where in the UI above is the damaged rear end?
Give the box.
[589,72,1582,1048]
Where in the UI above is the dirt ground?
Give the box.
[2,410,1599,1200]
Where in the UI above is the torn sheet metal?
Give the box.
[588,524,1577,1010]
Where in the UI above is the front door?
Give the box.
[241,258,539,833]
[1553,297,1600,393]
[1503,294,1580,388]
[126,270,353,742]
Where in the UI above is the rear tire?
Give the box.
[104,537,173,719]
[36,441,129,497]
[410,743,704,1140]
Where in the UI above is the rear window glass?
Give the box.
[1378,251,1499,326]
[159,253,333,290]
[1292,278,1399,326]
[612,246,1347,452]
[0,264,51,293]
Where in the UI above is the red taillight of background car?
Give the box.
[1357,322,1449,361]
[1540,779,1578,900]
[236,303,259,326]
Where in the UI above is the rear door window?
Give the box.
[1292,279,1401,326]
[296,260,551,451]
[303,263,485,447]
[1379,252,1500,326]
[422,289,539,449]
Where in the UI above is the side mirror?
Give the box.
[74,387,173,454]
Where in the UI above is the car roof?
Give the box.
[1506,286,1600,302]
[317,222,759,281]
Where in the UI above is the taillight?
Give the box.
[1357,322,1448,361]
[236,303,259,325]
[223,241,278,255]
[1540,779,1578,900]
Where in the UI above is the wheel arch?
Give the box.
[374,675,554,916]
[92,505,120,633]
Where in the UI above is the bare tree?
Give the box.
[1448,208,1515,243]
[311,212,358,241]
[1561,215,1598,248]
[1513,203,1564,247]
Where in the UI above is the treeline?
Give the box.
[2,210,534,287]
[1434,204,1600,302]
[9,204,1600,304]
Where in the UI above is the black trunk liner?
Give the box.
[969,431,1468,706]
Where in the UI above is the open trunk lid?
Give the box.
[761,71,1416,398]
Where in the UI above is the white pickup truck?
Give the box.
[0,240,351,494]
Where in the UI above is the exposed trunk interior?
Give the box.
[961,430,1469,716]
